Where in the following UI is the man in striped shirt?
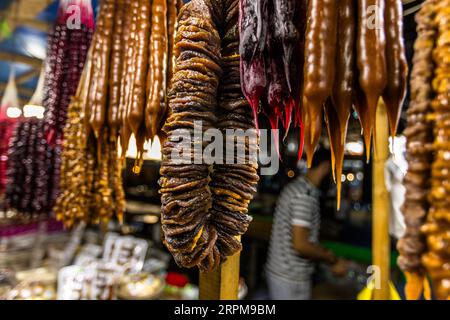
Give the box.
[266,148,348,300]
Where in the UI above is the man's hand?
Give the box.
[330,258,349,277]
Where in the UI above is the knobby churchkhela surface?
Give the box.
[398,0,450,301]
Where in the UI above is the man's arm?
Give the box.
[292,225,337,264]
[290,192,349,276]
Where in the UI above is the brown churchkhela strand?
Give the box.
[398,0,438,300]
[382,0,408,137]
[54,93,94,228]
[108,0,126,134]
[128,0,152,171]
[167,0,178,89]
[121,0,138,157]
[161,0,179,143]
[356,0,387,161]
[145,0,168,141]
[326,0,355,210]
[119,0,132,156]
[421,0,450,300]
[302,0,338,167]
[88,0,115,143]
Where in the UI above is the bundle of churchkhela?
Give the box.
[5,0,95,214]
[41,0,94,208]
[159,0,259,271]
[240,0,305,153]
[43,0,94,144]
[54,54,125,227]
[84,0,182,174]
[5,118,52,214]
[56,0,181,226]
[398,0,450,300]
[240,0,407,208]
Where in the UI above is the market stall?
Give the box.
[0,0,448,301]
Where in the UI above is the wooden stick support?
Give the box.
[371,100,391,300]
[199,251,240,300]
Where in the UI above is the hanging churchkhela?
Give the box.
[303,0,338,166]
[383,0,408,138]
[159,0,259,271]
[4,0,94,216]
[54,51,126,227]
[424,0,450,298]
[355,0,388,161]
[54,57,97,226]
[82,0,181,170]
[420,0,450,301]
[398,0,450,301]
[397,0,436,300]
[0,119,19,195]
[42,0,94,208]
[240,0,306,156]
[55,0,181,226]
[326,0,355,209]
[145,0,167,146]
[87,0,114,143]
[239,0,407,207]
[4,119,51,215]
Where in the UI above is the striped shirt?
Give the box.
[266,176,321,281]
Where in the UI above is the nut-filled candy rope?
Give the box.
[128,0,152,173]
[302,0,338,167]
[356,0,388,161]
[145,0,168,142]
[108,0,126,134]
[329,0,355,209]
[397,0,438,300]
[382,0,408,138]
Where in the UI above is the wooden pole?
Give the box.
[372,101,391,300]
[199,251,240,300]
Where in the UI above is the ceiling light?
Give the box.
[345,141,364,156]
[6,107,21,118]
[23,104,44,119]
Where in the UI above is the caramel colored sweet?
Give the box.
[303,0,338,166]
[425,1,450,299]
[382,0,408,137]
[398,0,438,299]
[327,0,355,209]
[160,0,258,271]
[145,0,169,141]
[356,0,387,161]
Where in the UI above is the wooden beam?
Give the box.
[7,0,50,21]
[6,18,50,33]
[199,250,240,300]
[16,68,40,84]
[0,83,34,97]
[372,100,391,300]
[0,51,43,68]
